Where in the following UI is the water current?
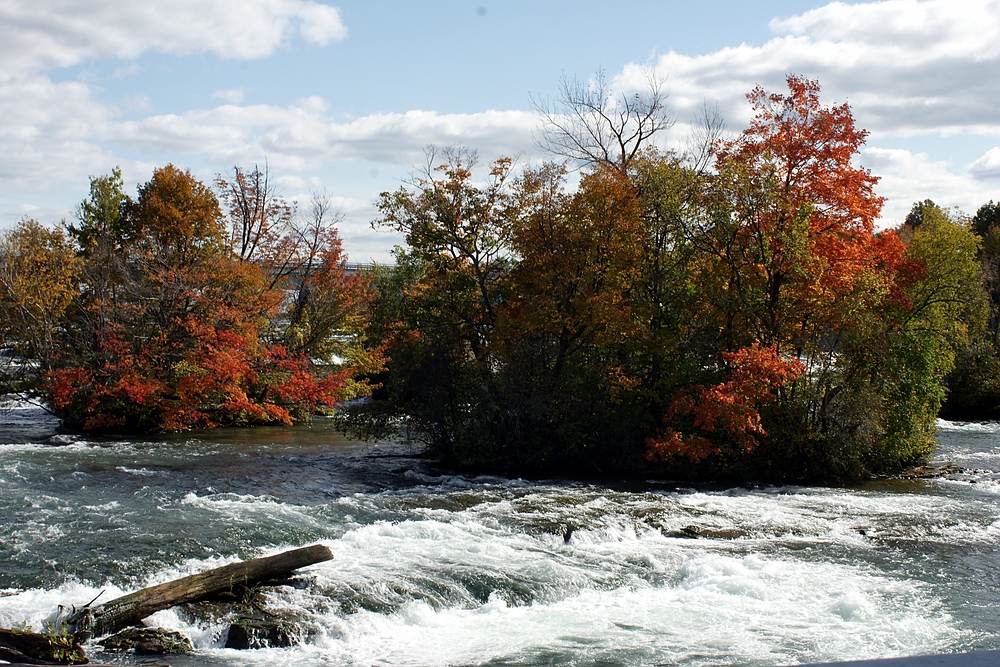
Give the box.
[1,400,999,666]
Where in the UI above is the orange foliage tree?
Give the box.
[46,165,377,432]
[644,76,981,476]
[351,75,983,480]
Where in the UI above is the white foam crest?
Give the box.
[178,492,333,531]
[80,501,121,512]
[114,465,158,476]
[956,450,1000,461]
[213,551,961,667]
[667,487,998,546]
[0,582,246,654]
[937,419,1000,433]
[140,606,230,649]
[0,441,98,454]
[307,517,607,612]
[365,478,1000,554]
[935,476,1000,496]
[401,468,527,491]
[0,580,128,631]
[0,546,965,667]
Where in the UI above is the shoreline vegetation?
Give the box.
[1,74,1000,483]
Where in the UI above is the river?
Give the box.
[1,401,998,666]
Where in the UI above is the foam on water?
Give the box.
[2,421,999,665]
[0,396,61,443]
[94,544,959,667]
[937,418,1000,433]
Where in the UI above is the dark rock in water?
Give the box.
[665,524,748,540]
[901,462,963,479]
[225,616,296,649]
[99,627,193,654]
[667,525,702,539]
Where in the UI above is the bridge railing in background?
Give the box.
[344,262,379,276]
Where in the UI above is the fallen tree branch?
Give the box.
[66,544,333,638]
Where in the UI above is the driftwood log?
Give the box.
[66,544,333,638]
[0,628,87,664]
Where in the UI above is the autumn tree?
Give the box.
[359,152,678,469]
[0,220,77,393]
[47,165,375,432]
[351,148,515,456]
[629,151,708,406]
[216,163,293,263]
[63,169,134,367]
[487,163,647,466]
[970,200,1000,346]
[132,164,226,269]
[876,209,983,462]
[353,76,984,481]
[215,163,300,295]
[941,200,1000,419]
[281,191,382,393]
[644,77,982,478]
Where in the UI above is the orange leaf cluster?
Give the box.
[646,343,804,463]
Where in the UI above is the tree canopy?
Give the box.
[0,75,993,483]
[348,75,985,481]
[0,165,379,432]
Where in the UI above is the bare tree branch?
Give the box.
[685,101,726,175]
[532,67,674,174]
[215,162,294,263]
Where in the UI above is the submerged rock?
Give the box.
[99,627,193,654]
[225,615,296,649]
[665,525,748,540]
[901,462,963,479]
[667,525,702,539]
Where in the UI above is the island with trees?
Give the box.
[2,75,999,483]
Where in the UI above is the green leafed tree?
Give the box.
[0,219,77,393]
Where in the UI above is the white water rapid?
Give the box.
[1,408,998,666]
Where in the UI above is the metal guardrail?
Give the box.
[795,650,1000,667]
[343,262,377,276]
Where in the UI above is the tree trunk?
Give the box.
[67,544,333,638]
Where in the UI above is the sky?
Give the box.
[3,0,1000,262]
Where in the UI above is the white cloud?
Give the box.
[771,0,1000,60]
[861,146,998,220]
[212,88,246,105]
[296,2,349,46]
[613,0,1000,136]
[0,1,348,193]
[104,104,538,170]
[969,146,1000,180]
[0,74,112,189]
[0,0,347,74]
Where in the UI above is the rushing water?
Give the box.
[1,402,999,666]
